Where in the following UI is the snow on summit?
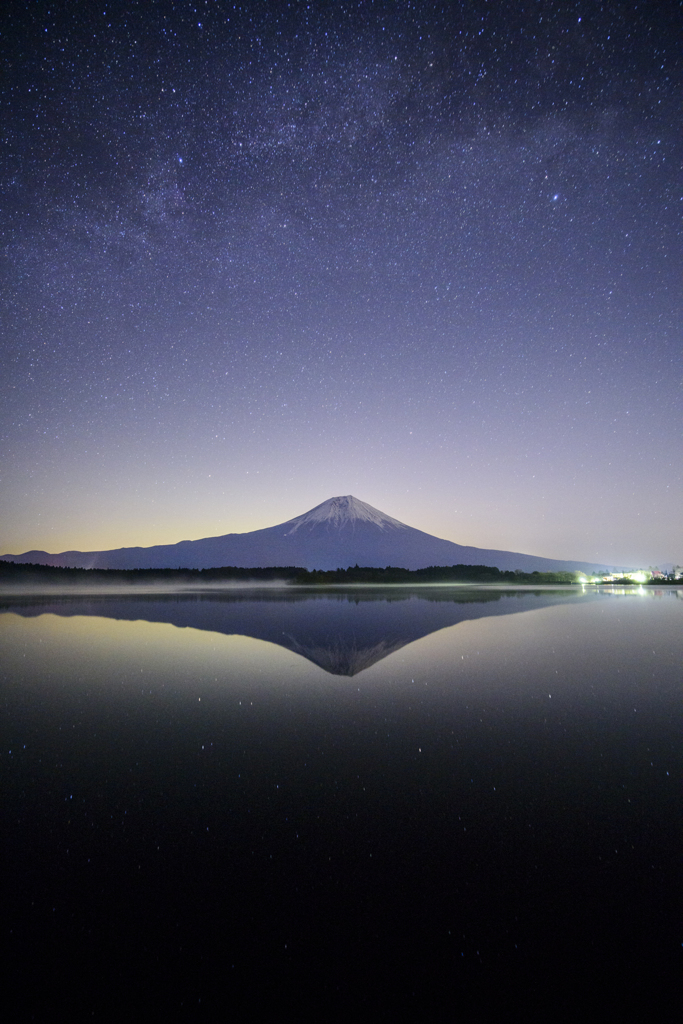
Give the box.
[284,495,409,533]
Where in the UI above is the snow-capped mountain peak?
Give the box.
[284,495,408,534]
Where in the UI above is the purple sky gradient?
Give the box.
[1,1,681,567]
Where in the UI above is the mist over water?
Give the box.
[2,586,682,1016]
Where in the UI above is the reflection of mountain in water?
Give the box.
[1,589,590,676]
[285,632,413,675]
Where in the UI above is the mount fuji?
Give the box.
[1,495,615,573]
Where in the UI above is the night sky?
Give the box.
[1,1,681,567]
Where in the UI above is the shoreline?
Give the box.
[1,582,679,599]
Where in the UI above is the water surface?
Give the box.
[2,586,681,1017]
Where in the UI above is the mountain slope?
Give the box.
[1,494,618,573]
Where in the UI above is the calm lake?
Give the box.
[2,585,682,1018]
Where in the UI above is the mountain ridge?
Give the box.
[0,494,623,573]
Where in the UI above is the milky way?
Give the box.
[1,1,681,566]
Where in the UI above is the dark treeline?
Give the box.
[293,565,582,585]
[0,562,305,583]
[5,561,672,586]
[1,560,580,585]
